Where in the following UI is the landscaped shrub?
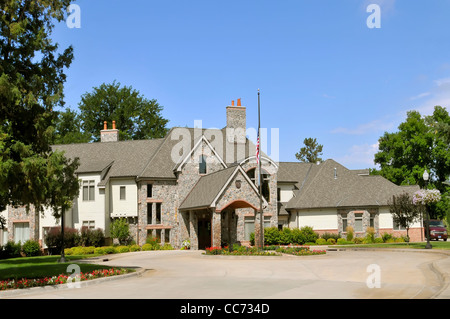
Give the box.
[141,243,153,251]
[130,245,141,252]
[301,226,319,243]
[22,240,41,257]
[346,226,354,242]
[77,227,105,247]
[44,226,78,255]
[110,218,131,245]
[103,246,117,254]
[94,247,105,255]
[365,227,376,243]
[381,232,393,243]
[264,227,281,245]
[336,238,352,245]
[278,228,292,245]
[291,228,306,245]
[374,237,384,243]
[353,237,363,244]
[145,236,161,250]
[321,232,340,242]
[315,238,327,245]
[2,241,22,259]
[161,243,173,250]
[326,238,336,245]
[117,246,130,253]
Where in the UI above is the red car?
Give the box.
[424,220,448,241]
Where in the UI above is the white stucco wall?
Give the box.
[109,179,138,218]
[279,183,295,203]
[378,207,422,228]
[295,208,338,230]
[75,173,106,230]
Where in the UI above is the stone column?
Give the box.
[254,209,262,248]
[212,211,221,247]
[189,211,198,250]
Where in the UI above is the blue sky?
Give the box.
[52,0,450,169]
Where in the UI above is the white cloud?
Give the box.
[336,142,380,169]
[411,77,450,116]
[331,118,395,135]
[410,92,430,101]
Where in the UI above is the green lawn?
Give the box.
[335,241,450,250]
[0,255,116,281]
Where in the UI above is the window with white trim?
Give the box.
[82,180,95,201]
[14,222,29,244]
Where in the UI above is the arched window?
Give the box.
[247,168,270,202]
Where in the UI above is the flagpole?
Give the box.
[258,89,264,250]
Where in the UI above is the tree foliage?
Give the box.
[0,0,80,215]
[295,137,323,163]
[53,107,90,144]
[388,192,424,241]
[110,218,131,245]
[76,81,169,142]
[374,106,450,219]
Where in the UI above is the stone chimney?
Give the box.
[100,121,119,142]
[226,98,246,144]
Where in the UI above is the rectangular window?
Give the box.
[14,222,29,244]
[370,214,375,228]
[82,220,95,229]
[147,203,153,224]
[264,216,271,229]
[0,228,8,246]
[156,203,161,224]
[156,229,162,242]
[164,229,170,244]
[82,180,95,201]
[393,220,406,230]
[199,155,207,174]
[342,214,348,232]
[244,217,255,241]
[354,213,363,232]
[120,186,126,200]
[147,184,153,198]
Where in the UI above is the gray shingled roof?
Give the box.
[284,159,419,209]
[179,166,237,210]
[52,127,265,183]
[52,138,164,182]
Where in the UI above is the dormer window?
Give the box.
[199,155,207,174]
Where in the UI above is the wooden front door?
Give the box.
[198,218,211,250]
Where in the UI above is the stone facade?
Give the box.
[7,206,39,243]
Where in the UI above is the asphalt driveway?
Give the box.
[2,248,450,300]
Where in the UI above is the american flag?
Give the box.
[256,132,260,164]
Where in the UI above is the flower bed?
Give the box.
[204,245,326,256]
[205,246,280,256]
[0,268,132,291]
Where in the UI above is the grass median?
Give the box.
[0,255,124,282]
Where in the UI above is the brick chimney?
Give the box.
[100,121,119,142]
[226,98,246,144]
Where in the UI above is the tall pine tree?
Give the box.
[0,0,80,217]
